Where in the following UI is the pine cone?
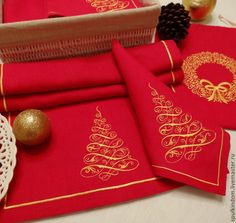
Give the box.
[157,3,191,42]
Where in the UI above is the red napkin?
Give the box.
[175,24,236,129]
[3,0,141,22]
[112,41,230,195]
[47,0,142,18]
[0,41,183,113]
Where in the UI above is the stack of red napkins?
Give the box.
[0,40,182,112]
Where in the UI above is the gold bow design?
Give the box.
[200,79,232,104]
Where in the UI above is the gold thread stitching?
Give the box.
[171,70,176,84]
[86,0,130,12]
[0,64,8,112]
[152,128,224,186]
[148,83,216,163]
[170,85,176,93]
[161,41,174,70]
[130,0,138,8]
[80,106,139,181]
[4,177,158,210]
[182,52,236,104]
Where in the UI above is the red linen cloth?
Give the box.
[175,24,236,129]
[112,41,230,195]
[3,0,46,22]
[1,40,182,96]
[3,0,142,22]
[0,98,180,223]
[0,41,183,113]
[0,84,127,112]
[47,0,142,18]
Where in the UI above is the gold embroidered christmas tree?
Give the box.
[148,83,216,163]
[80,107,139,181]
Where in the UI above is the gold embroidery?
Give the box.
[161,41,174,70]
[153,128,224,186]
[200,79,232,103]
[160,41,177,85]
[4,177,158,209]
[182,52,236,104]
[86,0,130,13]
[80,107,139,181]
[148,83,216,163]
[0,64,8,112]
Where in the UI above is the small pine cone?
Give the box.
[157,3,191,42]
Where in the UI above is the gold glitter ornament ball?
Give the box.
[13,109,51,146]
[183,0,216,21]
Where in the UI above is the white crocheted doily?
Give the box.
[0,114,17,201]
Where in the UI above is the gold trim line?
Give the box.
[130,0,138,8]
[170,70,176,84]
[152,128,224,186]
[0,64,8,112]
[161,41,174,70]
[170,85,176,93]
[4,177,158,210]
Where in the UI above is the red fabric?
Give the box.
[3,0,46,22]
[0,41,183,113]
[1,41,182,96]
[47,0,142,18]
[112,41,230,195]
[0,99,180,223]
[175,24,236,129]
[0,85,127,112]
[0,40,183,223]
[3,0,142,22]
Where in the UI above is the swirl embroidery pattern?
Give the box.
[80,107,139,181]
[148,83,216,163]
[86,0,130,13]
[182,52,236,104]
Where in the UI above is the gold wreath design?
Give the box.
[182,52,236,104]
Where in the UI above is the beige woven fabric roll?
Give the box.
[0,0,160,62]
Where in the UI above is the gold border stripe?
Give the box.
[3,195,8,208]
[4,177,158,210]
[217,128,224,185]
[7,112,11,125]
[170,85,176,93]
[130,0,138,8]
[170,70,176,84]
[153,128,225,187]
[152,165,219,186]
[161,41,174,70]
[0,64,8,112]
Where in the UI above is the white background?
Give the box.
[4,0,236,222]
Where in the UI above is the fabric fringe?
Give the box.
[0,28,155,63]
